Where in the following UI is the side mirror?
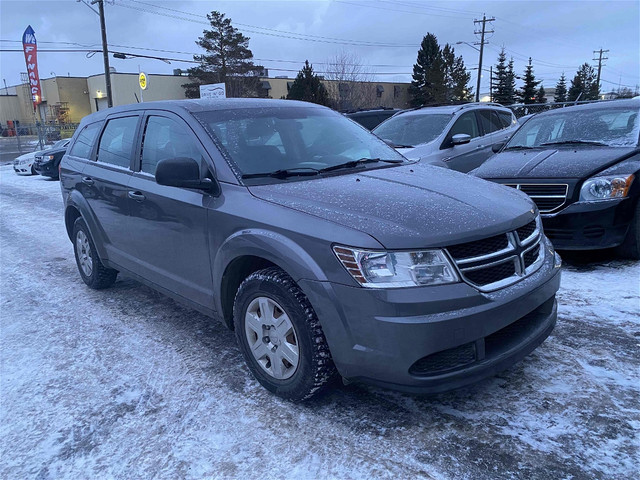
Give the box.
[492,142,506,153]
[451,133,471,146]
[155,157,220,195]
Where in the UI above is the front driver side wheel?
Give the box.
[233,267,337,401]
[72,217,118,289]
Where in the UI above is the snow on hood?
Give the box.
[248,164,536,249]
[474,146,640,179]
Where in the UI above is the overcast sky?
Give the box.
[1,0,639,95]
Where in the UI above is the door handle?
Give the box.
[127,191,146,202]
[476,145,485,149]
[82,176,94,186]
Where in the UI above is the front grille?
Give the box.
[516,220,537,243]
[445,217,543,291]
[523,244,541,268]
[409,343,476,376]
[503,183,568,213]
[447,233,509,260]
[464,260,517,286]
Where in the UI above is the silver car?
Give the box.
[373,103,518,172]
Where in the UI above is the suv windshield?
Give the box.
[194,106,405,178]
[373,113,452,147]
[506,106,640,149]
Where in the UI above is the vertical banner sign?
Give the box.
[22,25,42,110]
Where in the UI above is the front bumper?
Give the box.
[542,197,636,250]
[300,237,561,394]
[13,163,33,175]
[34,160,58,178]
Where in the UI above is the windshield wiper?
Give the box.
[319,157,403,173]
[503,145,535,151]
[241,167,320,179]
[384,140,414,148]
[540,140,608,147]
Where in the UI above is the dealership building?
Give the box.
[0,70,413,128]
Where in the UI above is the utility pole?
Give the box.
[489,66,493,102]
[91,0,113,107]
[473,14,495,102]
[592,48,609,96]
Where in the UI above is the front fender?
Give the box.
[211,228,333,317]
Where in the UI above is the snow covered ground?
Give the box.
[1,165,638,479]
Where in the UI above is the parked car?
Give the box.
[33,140,70,179]
[345,108,400,130]
[13,139,69,176]
[473,98,640,258]
[372,103,518,172]
[60,99,561,401]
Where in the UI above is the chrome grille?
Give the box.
[503,183,568,213]
[446,217,544,292]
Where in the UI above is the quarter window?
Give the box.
[140,116,202,175]
[69,122,102,159]
[97,116,139,168]
[449,112,479,139]
[497,111,515,128]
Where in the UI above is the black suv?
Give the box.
[474,98,640,258]
[60,99,561,401]
[34,141,70,179]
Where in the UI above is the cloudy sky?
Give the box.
[1,0,638,95]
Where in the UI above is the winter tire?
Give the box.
[617,202,640,259]
[73,217,118,289]
[233,267,337,402]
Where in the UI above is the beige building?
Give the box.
[1,71,412,129]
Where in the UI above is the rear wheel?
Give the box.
[73,218,118,289]
[616,202,640,259]
[233,267,337,401]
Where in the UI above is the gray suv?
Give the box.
[373,103,518,172]
[60,99,561,401]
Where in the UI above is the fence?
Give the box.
[1,122,79,156]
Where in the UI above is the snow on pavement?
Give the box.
[1,165,638,479]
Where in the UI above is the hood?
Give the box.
[396,141,438,161]
[474,146,639,179]
[248,165,536,249]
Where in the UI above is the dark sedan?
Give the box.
[473,98,640,258]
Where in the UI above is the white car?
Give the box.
[13,139,69,175]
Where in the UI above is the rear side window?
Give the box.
[97,116,139,168]
[477,110,503,134]
[140,116,202,175]
[69,122,101,158]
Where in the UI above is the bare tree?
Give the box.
[323,51,378,111]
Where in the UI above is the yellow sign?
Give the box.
[139,72,148,90]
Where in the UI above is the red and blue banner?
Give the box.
[22,25,42,110]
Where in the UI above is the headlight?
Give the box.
[333,246,459,288]
[580,174,634,201]
[46,155,55,161]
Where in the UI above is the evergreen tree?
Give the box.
[519,58,540,104]
[554,73,568,102]
[441,44,473,101]
[409,33,446,106]
[286,60,330,106]
[182,11,265,98]
[536,86,547,103]
[492,48,517,105]
[568,63,599,101]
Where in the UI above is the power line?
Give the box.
[335,0,472,19]
[115,0,418,48]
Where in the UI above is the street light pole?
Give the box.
[91,0,113,107]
